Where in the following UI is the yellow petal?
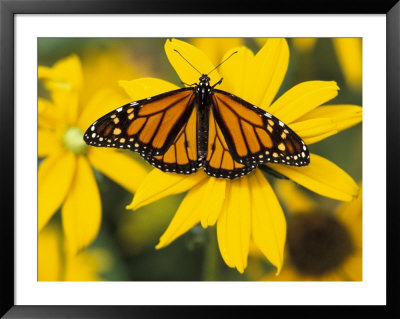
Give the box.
[127,168,207,210]
[269,153,359,202]
[39,55,83,125]
[119,77,179,101]
[267,81,340,123]
[292,38,317,52]
[261,267,302,281]
[62,156,101,256]
[289,118,338,145]
[200,178,227,228]
[155,180,209,249]
[164,38,220,86]
[254,38,267,46]
[297,105,362,133]
[38,97,50,114]
[223,39,289,109]
[249,170,286,274]
[38,151,76,232]
[38,54,83,90]
[216,177,251,273]
[274,179,316,214]
[38,66,53,80]
[332,38,362,90]
[191,38,243,65]
[219,46,255,101]
[255,38,290,109]
[216,190,234,268]
[38,128,62,157]
[38,223,63,281]
[64,249,111,281]
[337,184,362,249]
[38,98,65,130]
[77,88,132,130]
[50,89,80,126]
[80,47,144,105]
[88,148,149,194]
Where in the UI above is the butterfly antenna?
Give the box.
[206,51,238,75]
[173,49,202,75]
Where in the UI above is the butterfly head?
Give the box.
[199,75,211,87]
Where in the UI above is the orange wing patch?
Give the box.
[138,91,192,116]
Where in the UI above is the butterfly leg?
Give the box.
[181,81,197,87]
[211,78,223,88]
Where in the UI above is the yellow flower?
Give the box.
[122,38,361,274]
[260,180,362,281]
[38,55,149,255]
[39,222,112,281]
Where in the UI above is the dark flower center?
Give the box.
[287,212,353,276]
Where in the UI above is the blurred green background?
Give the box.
[38,38,362,281]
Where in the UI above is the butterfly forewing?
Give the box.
[211,89,310,168]
[84,88,195,160]
[149,102,201,174]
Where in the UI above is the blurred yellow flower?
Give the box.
[191,38,244,65]
[38,54,149,256]
[80,47,149,106]
[122,38,361,274]
[39,222,112,281]
[291,38,362,91]
[332,38,362,90]
[259,38,362,91]
[261,180,362,281]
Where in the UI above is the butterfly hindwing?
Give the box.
[84,88,195,161]
[211,89,310,168]
[204,108,254,179]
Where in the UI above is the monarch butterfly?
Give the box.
[84,51,310,179]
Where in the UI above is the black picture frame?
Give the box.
[1,0,399,317]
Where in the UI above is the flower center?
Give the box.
[63,127,87,155]
[287,212,353,276]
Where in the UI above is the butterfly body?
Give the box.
[196,75,213,160]
[84,75,310,179]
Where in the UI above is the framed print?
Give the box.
[1,0,399,317]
